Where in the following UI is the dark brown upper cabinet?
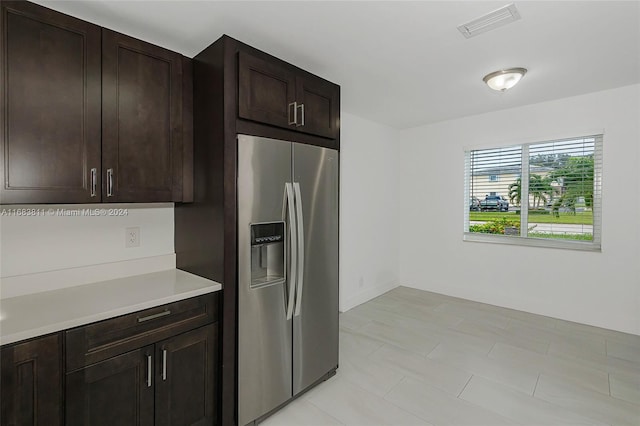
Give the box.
[102,29,185,203]
[296,74,340,140]
[238,51,339,140]
[0,2,192,205]
[0,1,102,204]
[1,333,63,426]
[238,52,296,131]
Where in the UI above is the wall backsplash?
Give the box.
[0,204,175,292]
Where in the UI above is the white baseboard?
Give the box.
[1,254,176,299]
[340,281,398,312]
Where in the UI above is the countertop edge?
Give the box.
[1,282,221,346]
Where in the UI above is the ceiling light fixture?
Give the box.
[483,68,527,91]
[458,3,521,39]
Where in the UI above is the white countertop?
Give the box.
[0,269,221,345]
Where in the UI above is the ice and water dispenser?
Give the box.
[250,222,285,288]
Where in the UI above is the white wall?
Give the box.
[0,204,175,297]
[339,112,400,311]
[398,84,640,335]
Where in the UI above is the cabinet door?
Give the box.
[155,325,217,426]
[238,52,297,130]
[0,1,101,204]
[1,334,62,426]
[102,29,184,203]
[66,347,154,426]
[296,76,340,139]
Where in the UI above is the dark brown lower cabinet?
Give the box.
[155,326,217,426]
[1,333,63,426]
[65,324,217,426]
[65,347,154,426]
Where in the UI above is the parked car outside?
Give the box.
[480,195,509,212]
[470,196,481,211]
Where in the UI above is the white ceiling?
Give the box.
[34,1,640,129]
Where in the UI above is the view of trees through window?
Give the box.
[466,136,601,245]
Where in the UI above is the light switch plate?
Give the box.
[125,227,140,248]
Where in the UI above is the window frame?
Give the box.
[463,135,602,252]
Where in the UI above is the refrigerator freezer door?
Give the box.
[292,143,339,395]
[238,135,294,426]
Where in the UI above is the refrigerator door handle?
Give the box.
[283,182,297,320]
[293,182,305,317]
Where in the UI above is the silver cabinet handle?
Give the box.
[106,168,114,197]
[283,182,297,320]
[288,102,298,126]
[146,355,152,387]
[137,310,171,323]
[90,168,97,197]
[296,103,305,127]
[162,349,167,381]
[293,182,305,317]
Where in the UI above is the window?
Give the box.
[464,135,602,251]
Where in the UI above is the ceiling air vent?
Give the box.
[457,3,521,38]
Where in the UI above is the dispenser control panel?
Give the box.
[251,222,284,246]
[250,221,285,288]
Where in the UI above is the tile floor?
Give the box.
[261,286,640,426]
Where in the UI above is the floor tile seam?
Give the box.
[607,392,640,408]
[456,377,548,426]
[464,374,613,426]
[426,352,540,395]
[338,371,403,402]
[376,358,474,398]
[532,373,541,396]
[534,372,640,411]
[385,375,512,426]
[410,290,636,343]
[525,360,610,390]
[509,324,606,347]
[531,389,639,426]
[491,343,611,378]
[537,358,613,386]
[380,373,408,399]
[457,374,474,398]
[378,376,440,425]
[303,397,348,426]
[545,350,640,377]
[351,329,440,356]
[433,331,498,356]
[605,352,640,365]
[365,342,393,360]
[485,351,613,397]
[448,327,552,356]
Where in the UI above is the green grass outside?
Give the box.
[469,211,593,225]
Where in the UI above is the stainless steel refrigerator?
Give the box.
[237,135,339,425]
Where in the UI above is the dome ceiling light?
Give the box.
[483,68,528,91]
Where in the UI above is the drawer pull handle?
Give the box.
[137,310,171,323]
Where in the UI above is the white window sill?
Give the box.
[463,232,601,252]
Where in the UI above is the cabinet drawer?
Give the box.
[66,293,218,372]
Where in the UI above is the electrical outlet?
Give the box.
[125,227,140,248]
